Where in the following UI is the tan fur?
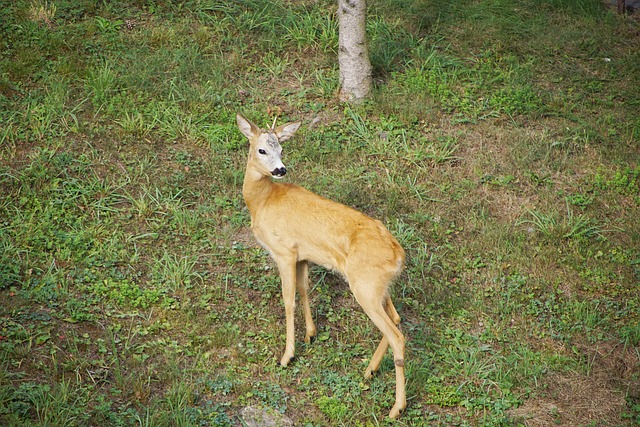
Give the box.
[237,113,407,418]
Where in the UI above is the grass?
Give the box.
[1,0,639,425]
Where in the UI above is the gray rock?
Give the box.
[611,0,640,12]
[240,406,294,427]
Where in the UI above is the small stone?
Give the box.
[240,406,293,427]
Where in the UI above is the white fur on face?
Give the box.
[254,132,285,177]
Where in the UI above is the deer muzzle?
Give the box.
[271,167,287,178]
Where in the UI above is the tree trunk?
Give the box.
[617,0,626,14]
[337,0,371,102]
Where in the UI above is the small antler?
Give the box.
[270,116,278,131]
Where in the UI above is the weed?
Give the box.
[425,377,462,407]
[566,192,594,207]
[343,107,374,146]
[594,165,640,196]
[116,111,156,139]
[284,8,337,53]
[7,379,91,427]
[0,233,21,290]
[368,17,418,76]
[124,186,187,220]
[209,323,240,348]
[427,135,460,164]
[313,68,339,98]
[563,208,605,240]
[622,396,640,425]
[261,52,291,78]
[152,251,203,292]
[316,396,348,422]
[85,277,170,309]
[28,1,56,26]
[84,63,118,109]
[619,324,640,347]
[94,16,123,34]
[517,202,605,240]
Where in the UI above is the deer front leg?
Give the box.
[276,258,297,366]
[296,261,316,343]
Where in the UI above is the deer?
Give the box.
[236,113,407,419]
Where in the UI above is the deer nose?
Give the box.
[272,167,287,177]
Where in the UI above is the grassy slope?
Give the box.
[1,0,639,425]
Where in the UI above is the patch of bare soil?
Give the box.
[510,342,639,426]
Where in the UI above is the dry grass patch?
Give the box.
[511,340,639,426]
[28,0,56,26]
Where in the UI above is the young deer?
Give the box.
[237,113,406,418]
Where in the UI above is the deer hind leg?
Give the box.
[296,260,316,343]
[352,287,406,419]
[365,297,401,379]
[275,256,298,366]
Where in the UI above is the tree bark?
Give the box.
[617,0,626,14]
[337,0,371,102]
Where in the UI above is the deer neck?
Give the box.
[242,160,275,215]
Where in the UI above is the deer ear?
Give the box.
[237,113,260,140]
[275,121,301,142]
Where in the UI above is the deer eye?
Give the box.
[258,149,267,155]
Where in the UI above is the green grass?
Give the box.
[1,0,639,425]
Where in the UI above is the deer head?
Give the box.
[236,114,301,179]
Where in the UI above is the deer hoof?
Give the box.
[280,355,294,367]
[389,402,405,419]
[364,367,375,380]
